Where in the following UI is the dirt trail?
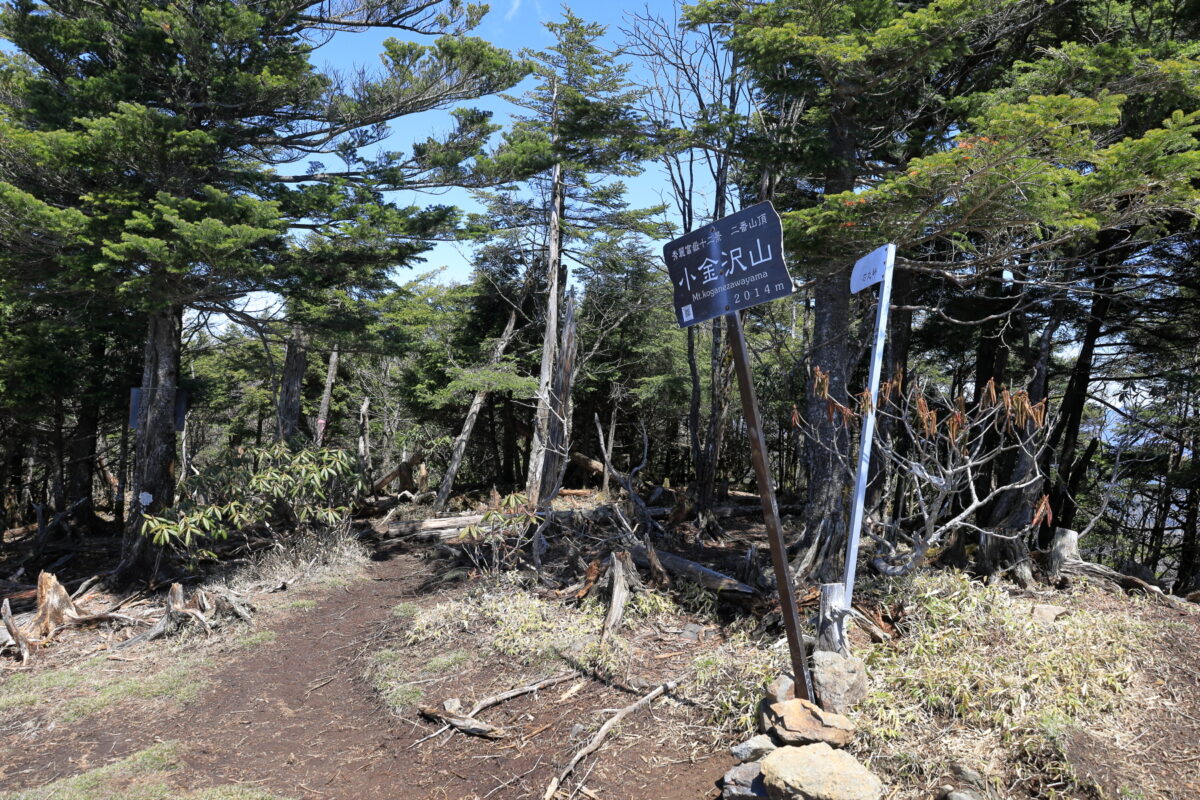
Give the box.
[0,546,728,800]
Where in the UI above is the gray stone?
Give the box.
[681,622,706,640]
[767,699,856,747]
[766,674,796,705]
[761,743,883,800]
[811,651,868,714]
[731,734,778,763]
[723,761,768,800]
[949,762,985,788]
[1031,604,1068,624]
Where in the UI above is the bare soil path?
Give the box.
[0,544,729,800]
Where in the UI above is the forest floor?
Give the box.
[1,509,1199,800]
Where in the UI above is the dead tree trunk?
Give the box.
[535,293,577,507]
[1044,526,1081,583]
[314,344,339,446]
[816,582,848,655]
[276,324,308,443]
[357,396,372,487]
[526,138,566,506]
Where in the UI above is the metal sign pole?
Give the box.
[842,244,896,610]
[727,311,814,702]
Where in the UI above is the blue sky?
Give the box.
[312,0,674,285]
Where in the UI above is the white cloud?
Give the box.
[505,0,521,21]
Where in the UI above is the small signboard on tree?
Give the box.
[663,201,795,327]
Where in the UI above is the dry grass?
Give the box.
[852,570,1155,798]
[0,741,290,800]
[218,522,369,595]
[395,574,786,734]
[390,566,1170,797]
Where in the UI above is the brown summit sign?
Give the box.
[663,201,794,327]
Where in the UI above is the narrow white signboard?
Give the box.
[843,244,896,609]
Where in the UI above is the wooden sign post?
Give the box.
[663,202,814,702]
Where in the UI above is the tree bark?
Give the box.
[314,344,339,446]
[1177,477,1198,594]
[357,396,372,486]
[117,306,182,583]
[799,101,857,582]
[1046,255,1120,537]
[276,324,308,443]
[526,123,566,505]
[66,342,107,523]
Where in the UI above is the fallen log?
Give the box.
[628,546,756,596]
[388,503,802,540]
[419,703,508,739]
[1040,528,1183,608]
[569,451,606,479]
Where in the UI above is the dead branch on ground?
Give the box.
[542,680,678,800]
[417,671,577,742]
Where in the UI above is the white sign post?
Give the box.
[842,243,896,610]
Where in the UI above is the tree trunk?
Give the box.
[314,344,339,446]
[357,396,372,487]
[536,292,578,506]
[276,324,308,443]
[602,406,618,495]
[117,306,182,583]
[1046,257,1120,536]
[1177,477,1198,594]
[526,156,566,505]
[67,385,102,524]
[115,415,130,528]
[502,393,517,487]
[799,102,857,581]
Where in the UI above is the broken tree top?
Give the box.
[663,201,795,327]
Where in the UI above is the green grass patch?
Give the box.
[0,742,289,800]
[390,601,419,619]
[370,649,424,712]
[425,650,471,673]
[0,657,206,723]
[237,630,278,649]
[285,599,317,611]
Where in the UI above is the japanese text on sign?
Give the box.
[663,201,794,327]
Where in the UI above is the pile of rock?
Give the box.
[722,653,882,800]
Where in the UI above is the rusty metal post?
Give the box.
[726,311,814,702]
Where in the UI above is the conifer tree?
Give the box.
[0,0,526,579]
